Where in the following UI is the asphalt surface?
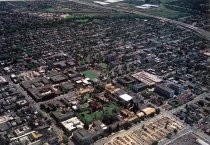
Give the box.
[2,1,210,144]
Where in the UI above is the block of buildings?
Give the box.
[132,71,162,86]
[132,83,147,93]
[0,76,8,86]
[72,128,94,145]
[155,84,175,98]
[61,117,84,133]
[142,107,156,116]
[168,83,183,95]
[105,83,121,94]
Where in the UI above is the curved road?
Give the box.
[71,0,210,40]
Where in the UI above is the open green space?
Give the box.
[82,94,91,103]
[99,63,108,69]
[168,100,181,108]
[76,102,120,124]
[123,0,145,6]
[82,70,98,79]
[95,0,189,19]
[144,4,189,19]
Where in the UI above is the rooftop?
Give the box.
[132,71,162,86]
[119,94,133,102]
[61,117,84,132]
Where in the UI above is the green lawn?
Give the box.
[99,63,108,69]
[44,7,55,12]
[82,70,98,79]
[82,94,90,102]
[145,4,189,19]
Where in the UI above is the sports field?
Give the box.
[82,70,98,79]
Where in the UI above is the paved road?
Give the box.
[94,114,163,145]
[3,1,210,144]
[71,0,210,41]
[170,92,209,114]
[4,76,73,144]
[94,113,185,145]
[160,126,191,145]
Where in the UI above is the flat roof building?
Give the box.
[105,83,121,94]
[0,76,8,86]
[51,111,74,122]
[168,83,183,95]
[0,115,9,124]
[61,117,84,133]
[155,84,175,98]
[132,83,147,93]
[73,128,94,145]
[119,94,133,102]
[132,71,162,86]
[142,107,156,116]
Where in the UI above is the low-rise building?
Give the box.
[61,117,84,133]
[142,107,156,116]
[0,76,8,86]
[72,128,94,145]
[132,83,147,93]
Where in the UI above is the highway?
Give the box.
[3,1,210,144]
[71,0,210,41]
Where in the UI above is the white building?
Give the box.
[61,117,84,132]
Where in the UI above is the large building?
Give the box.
[113,90,133,105]
[132,83,147,93]
[72,128,94,145]
[168,83,183,95]
[155,84,175,98]
[0,76,8,86]
[61,117,84,133]
[132,71,162,86]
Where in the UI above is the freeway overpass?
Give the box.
[72,0,210,41]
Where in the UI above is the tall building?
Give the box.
[155,84,175,98]
[168,83,183,95]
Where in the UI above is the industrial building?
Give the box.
[132,71,162,86]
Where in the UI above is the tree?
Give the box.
[174,129,178,134]
[151,141,159,145]
[63,135,69,144]
[107,126,113,133]
[0,136,9,145]
[116,123,120,131]
[166,133,172,139]
[165,120,169,129]
[142,124,145,130]
[156,108,160,114]
[84,121,89,130]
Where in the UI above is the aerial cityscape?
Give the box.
[0,0,209,145]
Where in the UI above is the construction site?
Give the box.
[104,116,184,145]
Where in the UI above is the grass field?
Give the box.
[99,63,108,69]
[141,4,189,19]
[82,70,98,79]
[93,0,190,19]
